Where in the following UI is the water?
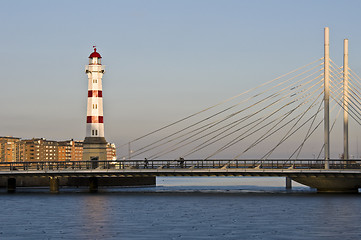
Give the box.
[1,177,361,239]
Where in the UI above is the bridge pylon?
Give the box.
[343,39,349,161]
[324,27,330,169]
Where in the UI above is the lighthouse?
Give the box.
[83,47,107,162]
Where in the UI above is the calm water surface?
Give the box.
[0,177,361,240]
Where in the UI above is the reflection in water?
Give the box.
[78,195,112,239]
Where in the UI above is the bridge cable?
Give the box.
[231,83,324,159]
[291,100,324,159]
[119,58,323,148]
[267,89,342,160]
[150,73,324,159]
[293,77,345,160]
[166,80,324,160]
[207,83,323,159]
[263,73,343,160]
[260,94,325,159]
[329,75,361,124]
[187,76,324,159]
[204,78,324,159]
[122,72,312,159]
[124,62,324,159]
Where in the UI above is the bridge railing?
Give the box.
[0,159,360,172]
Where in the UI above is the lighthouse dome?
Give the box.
[89,47,102,58]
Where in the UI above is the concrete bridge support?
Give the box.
[49,177,59,193]
[292,176,361,193]
[286,177,292,189]
[7,178,16,193]
[89,177,98,192]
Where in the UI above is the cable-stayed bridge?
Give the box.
[119,29,359,165]
[2,28,361,193]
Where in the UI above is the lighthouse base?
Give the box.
[83,137,107,161]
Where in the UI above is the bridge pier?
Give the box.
[286,177,292,189]
[7,178,16,193]
[89,177,98,192]
[49,177,59,193]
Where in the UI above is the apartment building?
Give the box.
[58,140,83,161]
[0,136,115,162]
[23,138,58,162]
[0,136,25,162]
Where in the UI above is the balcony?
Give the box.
[85,65,105,74]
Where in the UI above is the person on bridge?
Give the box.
[144,158,149,169]
[178,158,185,168]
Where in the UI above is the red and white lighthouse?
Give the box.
[83,47,107,161]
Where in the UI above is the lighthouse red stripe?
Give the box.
[88,90,102,97]
[87,116,104,123]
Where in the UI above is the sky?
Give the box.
[1,0,361,158]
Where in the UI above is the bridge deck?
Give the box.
[0,159,360,178]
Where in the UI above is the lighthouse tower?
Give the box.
[83,47,107,162]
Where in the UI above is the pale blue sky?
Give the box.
[1,0,361,157]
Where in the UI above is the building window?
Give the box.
[93,79,97,83]
[92,104,98,109]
